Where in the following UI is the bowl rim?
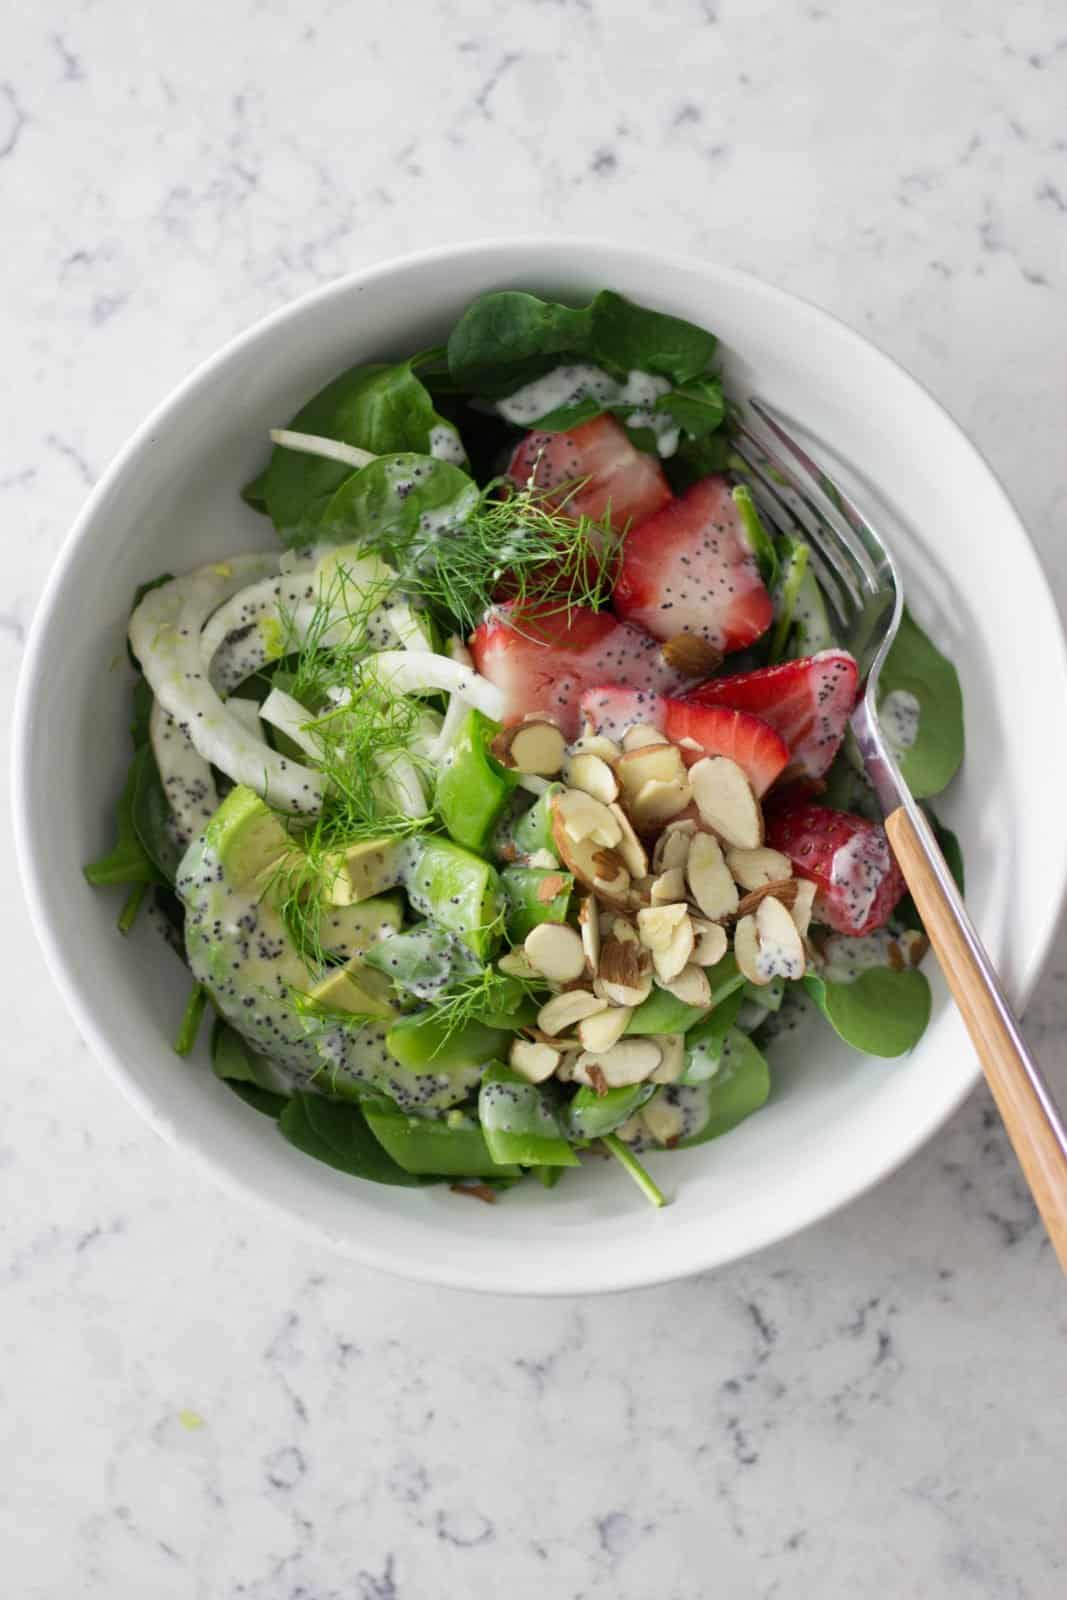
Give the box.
[13,234,1067,1294]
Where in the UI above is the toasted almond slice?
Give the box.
[564,751,618,804]
[726,845,793,891]
[578,1005,633,1052]
[578,895,600,973]
[653,818,698,874]
[650,1033,686,1086]
[573,1037,662,1088]
[662,963,711,1008]
[591,846,630,901]
[535,872,569,904]
[690,918,729,967]
[599,933,648,986]
[642,1092,685,1141]
[900,928,930,967]
[686,831,739,922]
[509,1038,561,1083]
[614,1113,645,1143]
[615,742,687,801]
[733,913,763,985]
[607,802,649,878]
[690,756,763,849]
[527,848,559,870]
[551,802,632,910]
[791,878,817,938]
[636,902,689,953]
[621,723,666,751]
[597,974,653,1007]
[524,922,586,983]
[630,776,693,828]
[754,895,806,980]
[661,634,725,677]
[570,730,622,762]
[505,721,566,776]
[555,788,621,847]
[652,916,695,983]
[736,879,799,919]
[611,919,639,946]
[498,948,540,980]
[525,1027,582,1050]
[537,989,607,1036]
[651,866,687,905]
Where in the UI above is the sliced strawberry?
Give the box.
[578,685,789,797]
[685,651,858,780]
[507,415,671,531]
[469,603,689,738]
[612,475,773,651]
[764,799,905,935]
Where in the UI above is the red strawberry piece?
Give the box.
[507,415,671,531]
[469,603,689,738]
[578,686,789,797]
[685,650,859,780]
[764,799,905,935]
[612,475,773,651]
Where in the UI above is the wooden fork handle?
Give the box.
[886,805,1067,1274]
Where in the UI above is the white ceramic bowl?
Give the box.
[14,240,1067,1294]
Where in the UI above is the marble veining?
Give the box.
[3,2,1067,1596]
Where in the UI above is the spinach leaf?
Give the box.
[254,360,466,544]
[654,375,725,437]
[129,674,155,748]
[803,967,931,1057]
[665,430,734,492]
[680,988,745,1083]
[211,1020,290,1116]
[589,290,717,383]
[279,1092,430,1185]
[174,982,209,1057]
[132,744,184,884]
[241,470,269,513]
[895,811,964,933]
[320,453,478,551]
[878,608,964,798]
[677,1029,770,1145]
[84,746,160,888]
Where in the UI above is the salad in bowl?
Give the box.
[86,286,964,1208]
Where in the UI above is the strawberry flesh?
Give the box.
[579,686,789,797]
[507,414,671,531]
[764,798,905,935]
[685,650,858,780]
[613,475,773,650]
[469,603,689,739]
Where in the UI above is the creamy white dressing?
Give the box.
[828,829,893,932]
[149,700,219,849]
[496,364,680,456]
[816,930,900,984]
[427,422,467,464]
[879,688,921,757]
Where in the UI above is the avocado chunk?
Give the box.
[309,958,395,1018]
[205,783,294,890]
[322,837,410,906]
[318,893,404,961]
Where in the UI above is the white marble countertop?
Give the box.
[4,3,1067,1596]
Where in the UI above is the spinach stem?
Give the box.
[601,1134,668,1209]
[118,882,147,935]
[174,983,209,1058]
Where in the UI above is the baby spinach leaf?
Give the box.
[132,744,184,884]
[665,430,734,492]
[677,1029,770,1145]
[895,811,964,933]
[320,453,478,551]
[680,988,745,1083]
[878,608,964,798]
[803,967,931,1057]
[211,1020,290,1115]
[224,1080,291,1118]
[84,746,160,888]
[241,470,269,513]
[653,374,725,437]
[278,1092,430,1185]
[129,674,155,748]
[589,290,717,384]
[256,360,466,543]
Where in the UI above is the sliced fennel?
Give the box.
[148,699,219,849]
[358,650,505,722]
[269,429,378,471]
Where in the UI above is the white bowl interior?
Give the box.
[15,240,1067,1293]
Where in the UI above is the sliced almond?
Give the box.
[596,973,653,1007]
[527,847,559,870]
[630,776,693,829]
[653,818,697,874]
[578,895,600,973]
[650,867,687,905]
[642,1092,685,1142]
[690,756,763,849]
[686,831,739,922]
[791,878,817,938]
[578,1005,633,1052]
[524,922,586,983]
[498,948,540,980]
[735,897,806,985]
[726,845,793,891]
[621,723,666,751]
[554,788,621,848]
[551,802,632,910]
[733,914,763,986]
[591,846,630,900]
[690,918,729,967]
[615,742,687,802]
[662,963,711,1009]
[652,916,695,983]
[607,803,649,878]
[537,989,607,1036]
[636,902,690,953]
[563,751,618,804]
[596,935,653,1006]
[650,1034,686,1086]
[573,1037,662,1088]
[525,1027,582,1050]
[614,1114,645,1143]
[736,879,798,919]
[509,1038,561,1083]
[900,928,930,967]
[570,730,622,762]
[660,634,725,677]
[535,873,569,904]
[505,720,566,776]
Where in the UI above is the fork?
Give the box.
[733,399,1067,1273]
